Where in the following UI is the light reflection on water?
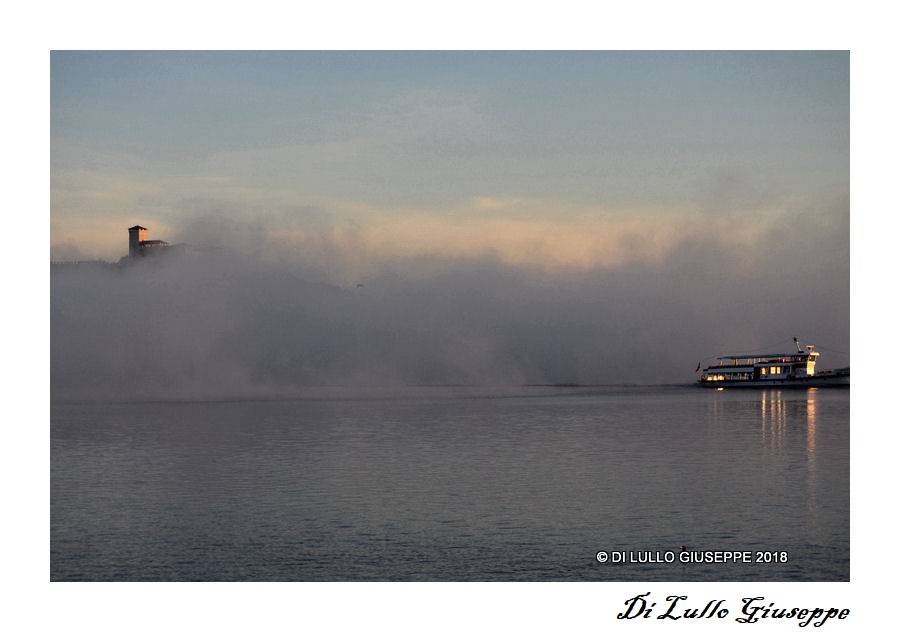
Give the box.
[51,386,849,581]
[760,389,824,532]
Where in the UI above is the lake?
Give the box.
[50,385,849,581]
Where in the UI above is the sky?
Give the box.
[49,50,850,395]
[51,51,848,267]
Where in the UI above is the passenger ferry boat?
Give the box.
[697,338,849,388]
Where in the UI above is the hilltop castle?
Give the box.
[128,225,170,257]
[52,224,176,270]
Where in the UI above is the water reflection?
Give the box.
[806,391,818,474]
[759,389,818,454]
[805,391,819,519]
[759,389,820,518]
[760,389,787,451]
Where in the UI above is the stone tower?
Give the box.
[128,225,147,258]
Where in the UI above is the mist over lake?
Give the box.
[51,209,848,402]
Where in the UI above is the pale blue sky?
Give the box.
[51,51,848,272]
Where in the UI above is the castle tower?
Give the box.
[128,225,147,257]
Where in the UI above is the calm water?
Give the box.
[51,386,849,581]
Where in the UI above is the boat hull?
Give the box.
[697,374,849,388]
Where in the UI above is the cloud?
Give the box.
[50,192,848,402]
[170,195,840,278]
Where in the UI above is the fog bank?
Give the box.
[51,209,849,401]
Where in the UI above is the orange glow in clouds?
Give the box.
[343,201,778,272]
